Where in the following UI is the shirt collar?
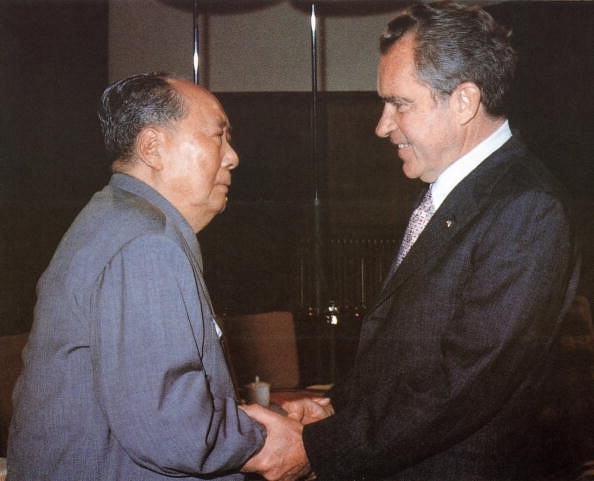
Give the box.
[431,120,512,210]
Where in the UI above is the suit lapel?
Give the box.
[368,136,522,314]
[372,199,479,311]
[177,232,215,320]
[177,231,240,399]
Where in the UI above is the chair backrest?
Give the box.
[0,332,29,457]
[221,311,300,391]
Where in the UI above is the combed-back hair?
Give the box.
[380,1,517,117]
[97,72,186,163]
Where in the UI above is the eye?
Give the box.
[384,97,412,113]
[213,131,225,144]
[393,100,411,113]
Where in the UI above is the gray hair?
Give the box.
[97,72,187,163]
[380,1,517,117]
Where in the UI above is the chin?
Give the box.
[402,166,421,180]
[217,199,228,214]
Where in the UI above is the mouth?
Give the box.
[396,143,411,150]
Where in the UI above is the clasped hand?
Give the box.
[241,397,334,481]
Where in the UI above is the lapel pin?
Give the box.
[446,220,453,228]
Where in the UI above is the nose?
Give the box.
[223,143,239,170]
[375,104,397,138]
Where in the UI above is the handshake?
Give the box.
[239,396,335,481]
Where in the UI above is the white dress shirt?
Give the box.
[430,120,512,210]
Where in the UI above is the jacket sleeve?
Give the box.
[89,233,264,476]
[303,189,578,479]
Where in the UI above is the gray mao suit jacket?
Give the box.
[8,173,264,480]
[303,135,580,481]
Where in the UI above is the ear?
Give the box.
[452,82,481,125]
[136,127,165,171]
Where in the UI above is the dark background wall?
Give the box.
[0,0,110,334]
[0,1,592,336]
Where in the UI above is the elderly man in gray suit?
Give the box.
[7,73,268,480]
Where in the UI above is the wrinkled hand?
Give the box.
[282,397,335,425]
[240,403,312,481]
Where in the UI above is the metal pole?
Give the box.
[193,0,200,84]
[310,3,336,383]
[310,3,323,311]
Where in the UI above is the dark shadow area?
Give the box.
[0,1,110,335]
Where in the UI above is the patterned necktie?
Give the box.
[395,187,435,268]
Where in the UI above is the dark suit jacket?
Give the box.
[303,136,580,481]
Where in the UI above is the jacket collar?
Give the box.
[109,173,204,272]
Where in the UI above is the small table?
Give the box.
[270,388,329,405]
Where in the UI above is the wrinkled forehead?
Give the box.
[172,79,230,126]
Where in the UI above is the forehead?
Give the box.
[173,80,229,128]
[377,34,420,94]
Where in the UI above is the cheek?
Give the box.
[193,149,219,182]
[202,168,226,200]
[398,114,423,139]
[412,117,447,151]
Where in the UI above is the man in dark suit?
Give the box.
[8,73,266,480]
[241,3,580,480]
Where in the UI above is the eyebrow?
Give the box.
[381,95,413,104]
[218,119,233,139]
[217,118,231,130]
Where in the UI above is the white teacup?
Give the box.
[245,376,270,407]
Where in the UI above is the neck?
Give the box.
[460,115,506,158]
